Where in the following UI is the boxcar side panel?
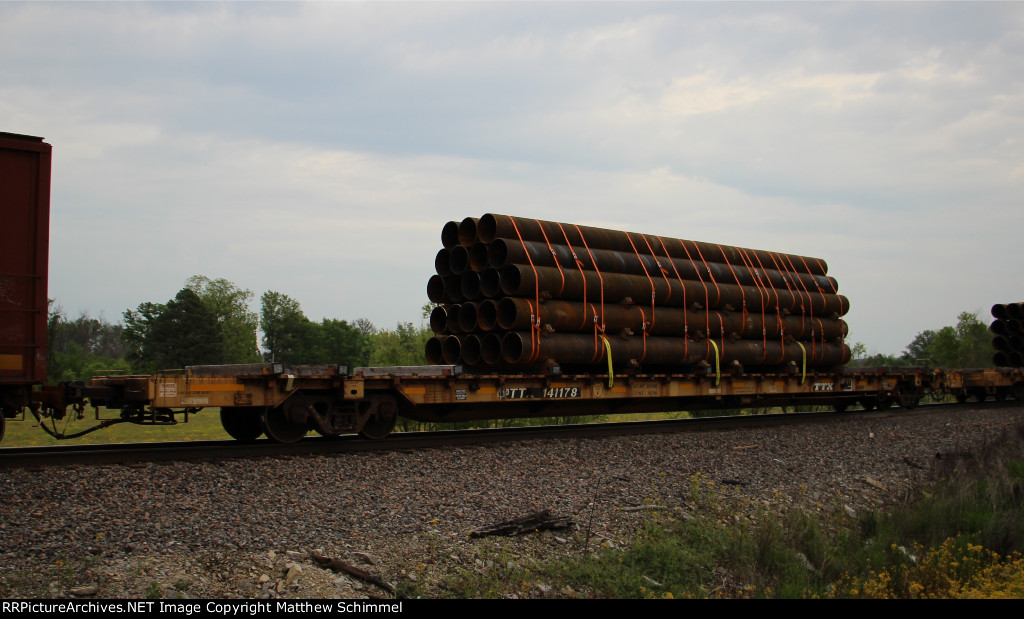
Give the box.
[0,133,52,387]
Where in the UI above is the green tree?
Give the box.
[902,329,937,363]
[260,291,320,364]
[123,288,223,371]
[317,318,371,369]
[367,321,431,366]
[185,275,261,364]
[926,312,992,368]
[903,312,993,369]
[46,302,133,382]
[848,341,909,367]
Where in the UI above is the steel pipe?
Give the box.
[461,334,483,366]
[425,336,450,365]
[469,242,489,272]
[427,275,447,304]
[434,248,451,276]
[441,221,461,249]
[460,271,482,301]
[495,297,847,341]
[489,238,838,293]
[500,331,849,367]
[478,213,829,276]
[479,268,502,298]
[458,302,481,333]
[429,305,452,334]
[500,264,850,316]
[477,300,499,331]
[458,217,479,248]
[442,335,463,364]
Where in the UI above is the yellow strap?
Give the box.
[796,342,807,385]
[709,339,721,387]
[600,334,614,389]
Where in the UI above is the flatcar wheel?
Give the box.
[1013,384,1024,406]
[358,396,397,440]
[261,406,308,443]
[858,398,876,412]
[896,385,920,410]
[220,407,265,442]
[0,414,5,444]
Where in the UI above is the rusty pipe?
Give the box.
[442,335,463,364]
[429,305,453,334]
[481,332,504,365]
[458,302,481,333]
[480,268,502,298]
[449,245,470,275]
[500,264,850,317]
[427,275,447,304]
[469,242,489,272]
[478,213,829,276]
[500,331,849,367]
[460,271,482,301]
[495,297,847,341]
[461,334,483,365]
[435,248,451,276]
[458,217,479,248]
[441,221,461,249]
[425,336,450,364]
[478,300,499,331]
[489,238,838,293]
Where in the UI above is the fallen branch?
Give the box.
[469,509,574,538]
[310,552,409,599]
[621,505,671,512]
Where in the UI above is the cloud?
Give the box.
[2,1,1022,354]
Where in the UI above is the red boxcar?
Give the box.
[0,132,52,437]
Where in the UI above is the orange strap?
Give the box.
[655,236,688,337]
[737,247,769,362]
[626,232,657,335]
[509,218,542,364]
[556,222,589,332]
[574,225,606,362]
[678,239,715,359]
[781,253,817,361]
[536,219,566,297]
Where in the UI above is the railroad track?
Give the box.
[1,400,993,469]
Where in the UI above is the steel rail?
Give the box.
[0,400,999,470]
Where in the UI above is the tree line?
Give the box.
[848,311,993,369]
[45,275,996,383]
[49,275,431,382]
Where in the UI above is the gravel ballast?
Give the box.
[2,405,1023,599]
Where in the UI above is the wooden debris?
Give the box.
[469,509,574,538]
[622,505,671,512]
[863,476,887,491]
[731,444,760,451]
[310,552,409,599]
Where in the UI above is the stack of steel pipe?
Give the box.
[426,214,851,371]
[990,303,1024,367]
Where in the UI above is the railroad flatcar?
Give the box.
[2,134,1023,445]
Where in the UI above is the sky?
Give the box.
[3,1,1022,356]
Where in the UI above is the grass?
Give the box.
[2,407,232,447]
